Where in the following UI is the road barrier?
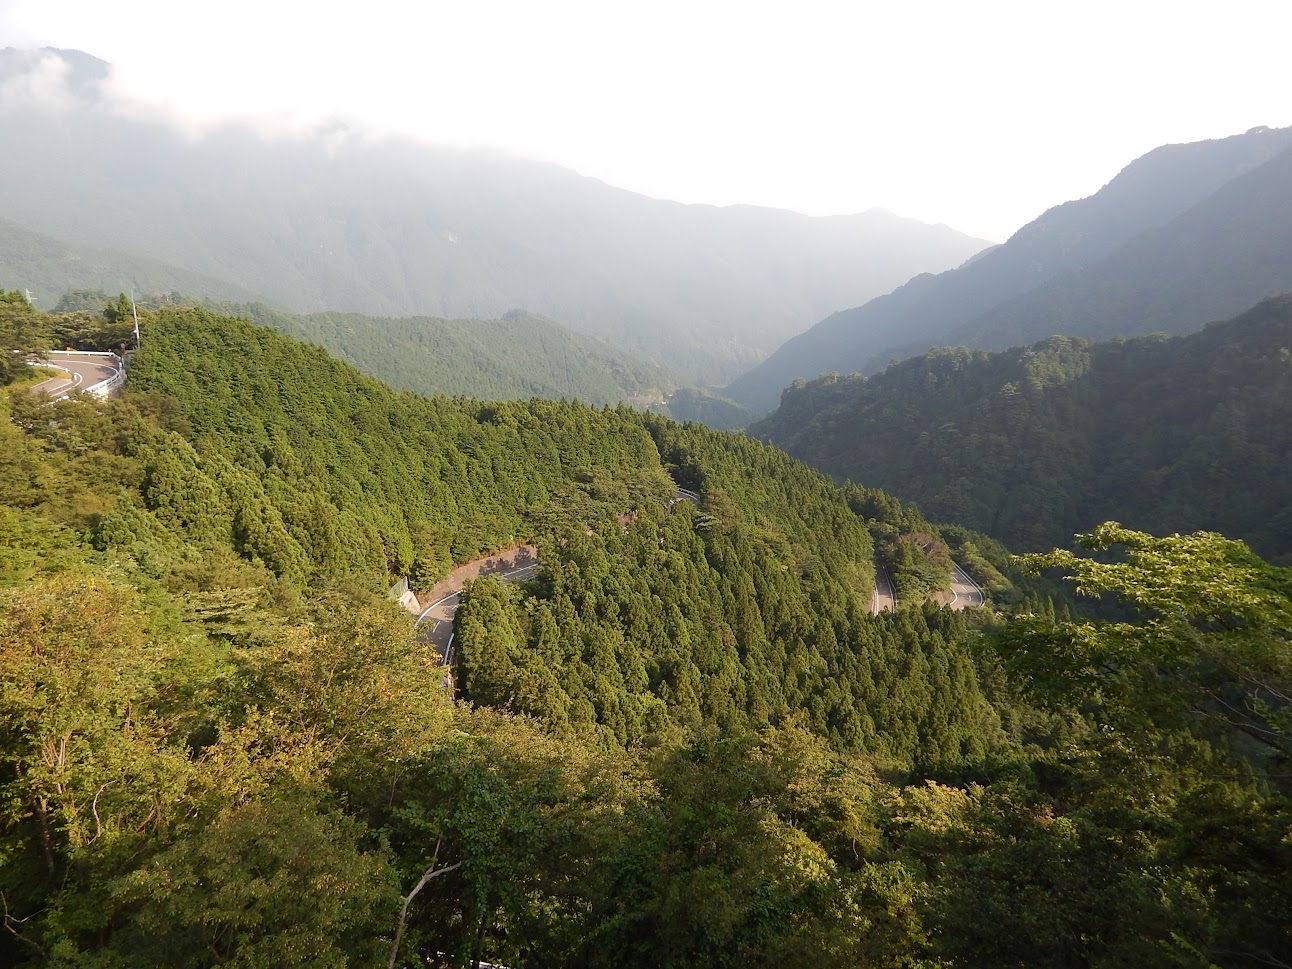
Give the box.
[44,351,124,399]
[949,563,986,608]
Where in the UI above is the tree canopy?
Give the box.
[2,302,1288,967]
[755,294,1292,562]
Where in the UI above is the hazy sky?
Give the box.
[4,0,1290,241]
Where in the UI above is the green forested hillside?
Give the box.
[456,415,991,758]
[2,303,1289,967]
[36,290,678,406]
[200,302,676,406]
[755,294,1292,560]
[0,218,268,308]
[124,307,676,581]
[651,386,753,429]
[124,309,995,759]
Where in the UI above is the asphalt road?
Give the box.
[871,566,897,614]
[414,486,701,665]
[28,354,121,399]
[413,559,540,663]
[872,561,985,613]
[948,562,986,609]
[411,485,983,672]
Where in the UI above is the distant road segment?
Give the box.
[28,352,123,399]
[871,560,985,613]
[948,563,985,609]
[411,549,540,662]
[411,486,697,662]
[871,566,897,614]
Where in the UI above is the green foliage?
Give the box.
[45,292,136,351]
[757,295,1292,561]
[845,485,954,601]
[0,290,48,385]
[457,461,990,768]
[871,524,1292,968]
[9,301,1289,967]
[584,727,931,969]
[125,306,672,584]
[1008,523,1292,756]
[206,301,677,406]
[651,386,752,430]
[51,289,111,313]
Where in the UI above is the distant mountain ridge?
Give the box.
[752,294,1292,560]
[208,302,675,407]
[940,139,1292,350]
[726,125,1292,414]
[0,218,266,306]
[0,48,989,384]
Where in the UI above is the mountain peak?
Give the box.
[724,125,1292,416]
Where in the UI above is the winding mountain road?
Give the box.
[28,353,123,399]
[873,561,985,614]
[410,547,539,663]
[407,486,983,670]
[410,487,703,659]
[948,562,986,609]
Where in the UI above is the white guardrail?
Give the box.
[44,350,125,399]
[950,562,987,608]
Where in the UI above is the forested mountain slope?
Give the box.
[202,301,676,406]
[0,48,988,383]
[0,217,266,306]
[937,137,1292,351]
[2,297,1290,966]
[650,386,754,430]
[754,294,1292,559]
[122,308,996,755]
[727,125,1292,414]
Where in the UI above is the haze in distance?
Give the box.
[5,0,1292,242]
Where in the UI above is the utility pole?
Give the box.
[129,290,141,348]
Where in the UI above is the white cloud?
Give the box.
[0,48,80,115]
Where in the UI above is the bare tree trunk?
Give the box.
[2,891,46,959]
[34,797,56,876]
[387,838,463,969]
